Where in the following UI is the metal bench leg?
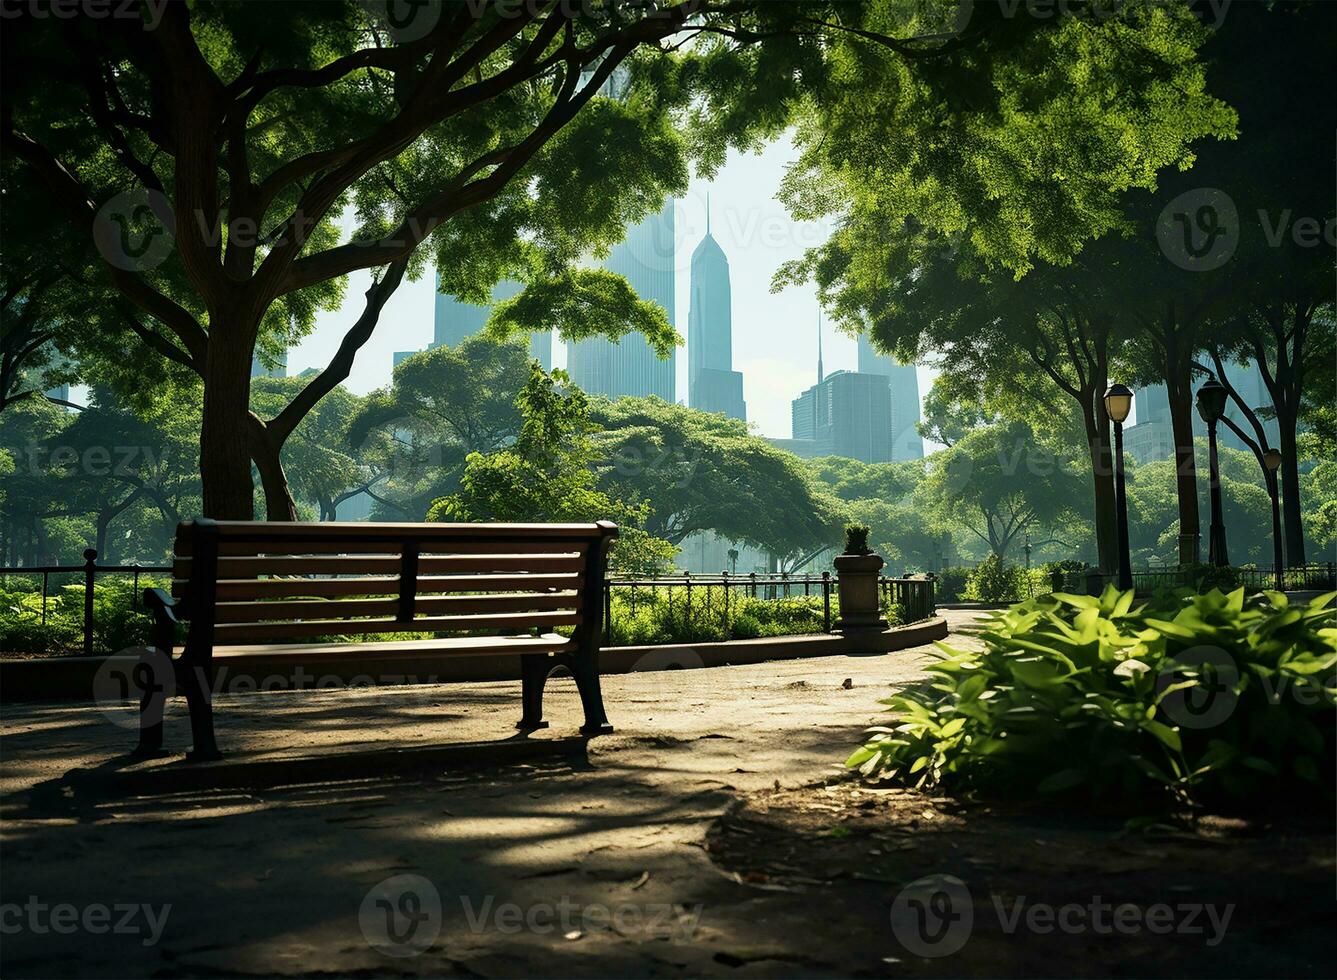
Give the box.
[181,662,222,762]
[516,654,550,731]
[571,649,613,737]
[131,647,170,759]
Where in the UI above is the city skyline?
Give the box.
[286,134,938,442]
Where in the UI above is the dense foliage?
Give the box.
[608,587,906,648]
[848,588,1337,811]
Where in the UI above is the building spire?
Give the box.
[817,307,824,384]
[706,190,711,236]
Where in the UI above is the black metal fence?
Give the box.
[0,549,171,656]
[1054,562,1336,597]
[1,554,937,657]
[601,571,937,645]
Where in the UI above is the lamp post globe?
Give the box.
[1195,376,1228,423]
[1103,383,1135,592]
[1196,376,1230,567]
[1104,383,1133,424]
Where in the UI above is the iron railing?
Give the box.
[1056,562,1337,597]
[601,571,937,645]
[0,550,171,656]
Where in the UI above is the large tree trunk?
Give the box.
[1081,388,1119,573]
[1165,374,1201,566]
[1277,401,1305,565]
[200,336,257,520]
[249,418,299,522]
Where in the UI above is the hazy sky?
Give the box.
[287,132,938,440]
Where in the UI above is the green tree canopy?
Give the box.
[917,420,1087,560]
[430,366,675,576]
[2,0,1243,523]
[590,397,846,558]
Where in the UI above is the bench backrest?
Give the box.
[170,519,617,647]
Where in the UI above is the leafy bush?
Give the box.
[606,587,906,646]
[1179,563,1241,593]
[0,576,162,656]
[847,587,1337,811]
[962,555,1028,602]
[934,566,971,602]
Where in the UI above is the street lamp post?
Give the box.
[1104,383,1134,591]
[1196,377,1230,568]
[1263,448,1284,590]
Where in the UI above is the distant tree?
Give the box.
[803,456,921,504]
[431,366,675,576]
[40,389,201,559]
[917,421,1086,560]
[589,397,846,559]
[346,334,534,519]
[0,398,78,564]
[1124,442,1277,567]
[251,378,378,522]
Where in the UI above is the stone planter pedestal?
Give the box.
[833,552,886,632]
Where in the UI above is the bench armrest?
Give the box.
[143,587,180,625]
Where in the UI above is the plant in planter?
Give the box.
[844,523,872,555]
[834,524,885,632]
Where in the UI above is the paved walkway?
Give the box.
[0,611,983,978]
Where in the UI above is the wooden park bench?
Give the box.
[136,519,618,760]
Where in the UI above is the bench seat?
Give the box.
[208,632,574,661]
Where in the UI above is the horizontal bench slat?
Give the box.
[212,610,582,643]
[209,632,575,661]
[213,592,580,624]
[208,539,590,557]
[175,521,609,555]
[173,573,584,601]
[174,554,584,579]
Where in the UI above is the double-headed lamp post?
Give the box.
[1196,377,1230,568]
[1104,383,1134,591]
[1263,448,1284,590]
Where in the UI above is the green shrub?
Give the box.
[605,586,906,646]
[962,555,1028,602]
[0,577,162,656]
[847,587,1337,811]
[934,566,971,602]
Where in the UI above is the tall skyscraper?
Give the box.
[857,332,924,461]
[566,197,676,401]
[791,370,894,463]
[430,275,552,370]
[687,205,745,420]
